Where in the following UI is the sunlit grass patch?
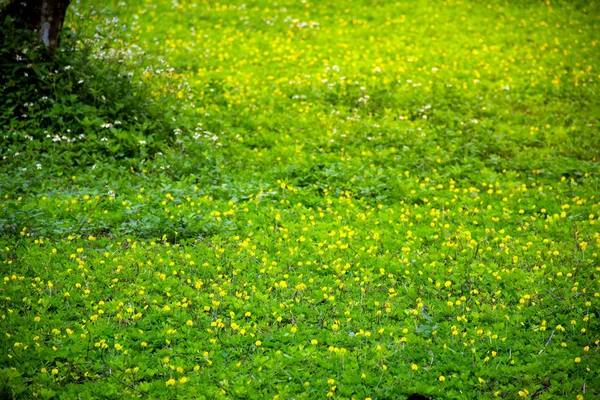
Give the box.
[1,0,599,398]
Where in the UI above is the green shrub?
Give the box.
[0,4,189,166]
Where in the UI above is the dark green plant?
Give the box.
[0,5,186,166]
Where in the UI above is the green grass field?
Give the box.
[1,0,599,398]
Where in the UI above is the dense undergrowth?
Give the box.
[0,4,192,166]
[0,0,599,399]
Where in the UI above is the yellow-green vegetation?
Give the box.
[1,0,599,398]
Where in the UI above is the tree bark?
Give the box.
[1,0,71,56]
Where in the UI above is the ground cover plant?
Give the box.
[1,0,599,398]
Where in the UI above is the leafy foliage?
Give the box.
[0,5,189,165]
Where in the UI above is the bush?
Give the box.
[0,4,189,166]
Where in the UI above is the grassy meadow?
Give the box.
[1,0,599,398]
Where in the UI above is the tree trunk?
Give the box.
[1,0,71,56]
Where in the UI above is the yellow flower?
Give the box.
[166,378,176,386]
[255,340,262,346]
[439,375,445,382]
[311,339,318,345]
[411,364,418,371]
